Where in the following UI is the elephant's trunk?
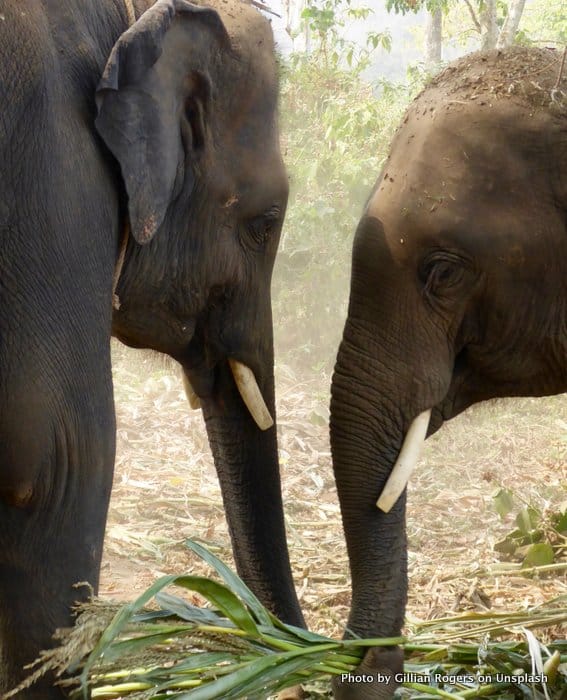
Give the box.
[330,217,452,640]
[199,348,304,628]
[329,216,455,698]
[331,328,410,640]
[330,310,451,700]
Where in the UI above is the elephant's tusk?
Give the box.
[377,409,431,513]
[228,359,274,431]
[182,372,201,410]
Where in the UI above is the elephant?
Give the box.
[330,47,567,699]
[0,0,304,696]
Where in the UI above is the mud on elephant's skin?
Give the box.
[0,1,303,696]
[331,47,567,699]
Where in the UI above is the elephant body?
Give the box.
[331,47,567,698]
[0,1,302,696]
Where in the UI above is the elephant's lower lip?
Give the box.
[182,364,216,398]
[428,406,446,435]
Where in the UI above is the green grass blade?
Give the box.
[269,619,342,645]
[185,540,272,627]
[171,643,342,700]
[168,576,259,636]
[79,574,180,696]
[155,591,234,628]
[131,609,174,623]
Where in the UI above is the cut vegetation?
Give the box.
[11,540,567,699]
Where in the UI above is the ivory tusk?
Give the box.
[228,359,274,431]
[182,372,201,410]
[376,409,431,513]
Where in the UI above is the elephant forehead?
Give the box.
[209,136,287,219]
[236,154,288,213]
[367,100,548,257]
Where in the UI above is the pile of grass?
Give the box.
[10,540,567,700]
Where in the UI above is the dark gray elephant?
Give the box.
[331,47,567,699]
[0,0,304,696]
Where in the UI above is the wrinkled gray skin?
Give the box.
[331,48,567,699]
[0,1,304,696]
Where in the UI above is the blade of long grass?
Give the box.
[171,643,342,700]
[79,573,260,697]
[185,539,272,627]
[269,618,345,645]
[155,591,234,628]
[165,576,259,636]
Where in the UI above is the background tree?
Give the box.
[497,0,528,48]
[425,7,443,67]
[478,0,498,50]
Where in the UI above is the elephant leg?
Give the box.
[0,363,115,697]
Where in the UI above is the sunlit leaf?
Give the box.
[515,506,540,536]
[493,488,515,519]
[522,543,555,568]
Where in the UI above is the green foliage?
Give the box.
[492,489,567,568]
[520,0,567,45]
[15,541,567,699]
[492,487,515,519]
[300,0,391,71]
[273,56,421,367]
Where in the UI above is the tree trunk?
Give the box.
[480,0,498,50]
[425,8,442,68]
[496,0,527,48]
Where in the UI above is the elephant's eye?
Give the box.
[245,206,280,248]
[420,252,466,296]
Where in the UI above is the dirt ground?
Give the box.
[101,343,567,645]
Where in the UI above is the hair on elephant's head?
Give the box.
[331,47,567,699]
[96,0,303,629]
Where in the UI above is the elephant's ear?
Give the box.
[95,0,230,244]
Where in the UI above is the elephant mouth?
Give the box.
[182,360,273,431]
[179,324,273,431]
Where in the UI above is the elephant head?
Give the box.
[331,47,567,698]
[94,0,304,629]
